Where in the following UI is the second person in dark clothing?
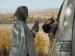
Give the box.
[42,17,58,40]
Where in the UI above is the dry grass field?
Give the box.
[35,31,49,56]
[0,26,12,56]
[0,9,58,56]
[0,25,49,56]
[0,27,12,50]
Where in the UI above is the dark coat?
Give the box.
[42,21,58,34]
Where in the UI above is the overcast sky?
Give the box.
[0,0,63,13]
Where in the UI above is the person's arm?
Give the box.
[31,22,39,37]
[50,22,58,34]
[48,22,59,41]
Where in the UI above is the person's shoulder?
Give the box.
[54,21,58,24]
[14,21,26,28]
[52,21,58,26]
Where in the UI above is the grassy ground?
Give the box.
[0,26,12,56]
[0,24,50,56]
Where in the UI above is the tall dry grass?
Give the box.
[35,31,49,56]
[0,27,12,50]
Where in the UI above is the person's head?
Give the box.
[47,17,54,24]
[14,6,28,21]
[33,21,39,32]
[35,21,39,25]
[42,17,54,33]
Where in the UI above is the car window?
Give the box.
[55,0,68,41]
[59,3,74,41]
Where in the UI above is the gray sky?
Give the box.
[0,0,63,13]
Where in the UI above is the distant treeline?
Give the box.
[0,18,47,24]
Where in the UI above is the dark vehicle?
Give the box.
[52,0,75,56]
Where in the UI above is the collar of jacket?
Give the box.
[17,17,26,23]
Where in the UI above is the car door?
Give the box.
[72,0,75,56]
[52,0,75,56]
